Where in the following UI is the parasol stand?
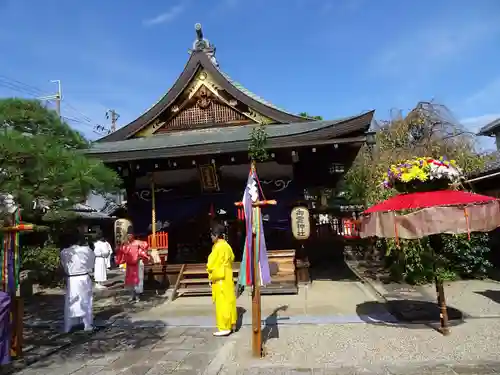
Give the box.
[1,219,34,358]
[234,199,276,357]
[360,190,500,336]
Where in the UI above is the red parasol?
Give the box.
[360,189,500,336]
[364,190,496,214]
[360,190,500,240]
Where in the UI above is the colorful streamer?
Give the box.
[0,210,22,295]
[238,166,271,287]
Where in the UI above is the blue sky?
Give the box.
[1,0,500,150]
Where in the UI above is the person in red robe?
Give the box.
[116,228,150,302]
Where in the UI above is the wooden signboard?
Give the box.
[199,165,220,192]
[291,206,311,240]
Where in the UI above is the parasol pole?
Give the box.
[234,161,277,358]
[430,236,450,336]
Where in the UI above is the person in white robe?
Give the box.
[60,232,96,333]
[93,236,111,289]
[105,240,113,269]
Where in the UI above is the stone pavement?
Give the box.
[219,361,500,374]
[221,317,500,371]
[419,280,500,318]
[3,290,168,374]
[129,279,393,326]
[345,258,500,323]
[10,326,228,375]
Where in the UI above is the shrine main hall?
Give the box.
[87,24,374,296]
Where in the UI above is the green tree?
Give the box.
[0,98,120,219]
[248,124,269,162]
[299,112,323,120]
[0,98,88,149]
[344,102,492,284]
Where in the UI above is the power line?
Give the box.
[0,75,112,136]
[0,74,48,97]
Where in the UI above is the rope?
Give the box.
[393,212,400,247]
[463,208,471,241]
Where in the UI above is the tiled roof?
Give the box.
[85,111,374,162]
[87,112,371,154]
[477,118,500,136]
[482,151,500,174]
[218,70,304,118]
[467,151,500,178]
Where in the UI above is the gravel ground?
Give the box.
[224,318,500,370]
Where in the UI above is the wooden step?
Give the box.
[180,277,238,284]
[261,283,298,295]
[182,269,240,276]
[178,287,212,296]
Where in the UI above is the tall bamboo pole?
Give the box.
[234,161,277,358]
[251,206,261,357]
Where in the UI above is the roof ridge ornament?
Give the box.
[190,23,219,67]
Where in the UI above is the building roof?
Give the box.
[477,117,500,136]
[97,25,309,143]
[86,111,374,162]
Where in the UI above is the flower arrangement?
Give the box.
[382,157,463,192]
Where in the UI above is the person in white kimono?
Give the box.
[105,239,113,269]
[93,236,112,289]
[60,232,95,333]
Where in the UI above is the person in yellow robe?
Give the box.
[207,223,237,337]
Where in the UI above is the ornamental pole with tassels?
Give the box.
[1,208,33,360]
[235,160,276,357]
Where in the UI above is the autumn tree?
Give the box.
[345,102,488,205]
[344,101,492,284]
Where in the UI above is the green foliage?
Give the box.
[383,233,492,284]
[441,233,492,278]
[21,245,63,287]
[248,124,269,162]
[0,98,88,149]
[0,98,121,217]
[298,112,323,120]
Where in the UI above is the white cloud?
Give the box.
[371,16,500,79]
[143,4,184,27]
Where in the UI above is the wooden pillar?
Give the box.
[1,223,33,359]
[151,173,157,249]
[11,297,23,357]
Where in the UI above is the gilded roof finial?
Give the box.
[190,23,218,67]
[195,23,204,43]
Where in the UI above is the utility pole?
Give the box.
[38,80,62,118]
[106,109,120,132]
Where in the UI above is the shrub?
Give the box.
[441,233,491,279]
[21,245,63,287]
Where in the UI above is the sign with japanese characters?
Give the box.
[199,165,220,192]
[291,206,310,240]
